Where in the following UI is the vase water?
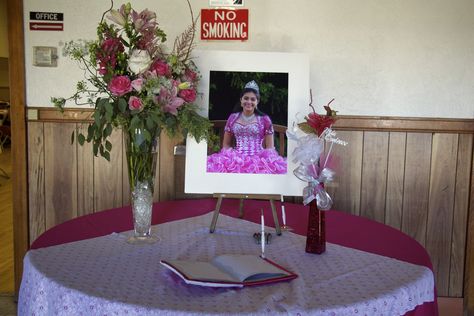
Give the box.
[125,128,159,244]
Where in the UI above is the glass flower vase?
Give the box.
[124,128,159,244]
[305,199,326,254]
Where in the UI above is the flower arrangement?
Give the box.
[52,1,210,161]
[52,1,212,243]
[297,98,338,137]
[287,92,346,208]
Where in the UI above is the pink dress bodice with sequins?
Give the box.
[225,112,273,156]
[207,112,287,174]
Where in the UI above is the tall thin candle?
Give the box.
[281,196,287,226]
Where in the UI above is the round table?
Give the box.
[21,198,437,315]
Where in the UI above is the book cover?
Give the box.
[161,254,297,287]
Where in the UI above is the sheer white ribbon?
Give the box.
[287,121,346,208]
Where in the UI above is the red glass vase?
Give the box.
[305,199,326,254]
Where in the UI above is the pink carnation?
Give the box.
[179,88,197,103]
[128,96,144,111]
[184,69,197,82]
[150,60,170,76]
[108,76,132,96]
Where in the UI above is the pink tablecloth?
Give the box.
[30,198,438,316]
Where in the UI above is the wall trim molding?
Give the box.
[28,107,474,133]
[334,116,474,133]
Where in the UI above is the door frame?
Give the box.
[7,0,29,294]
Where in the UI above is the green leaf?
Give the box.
[96,97,107,109]
[105,102,114,122]
[93,143,99,156]
[146,117,154,130]
[118,98,127,113]
[142,129,151,142]
[104,123,113,138]
[77,133,86,145]
[93,111,102,127]
[103,151,111,161]
[105,140,112,151]
[130,115,140,131]
[297,122,314,134]
[71,131,75,144]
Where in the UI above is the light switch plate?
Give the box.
[33,46,58,67]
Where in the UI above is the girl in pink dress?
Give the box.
[206,81,287,174]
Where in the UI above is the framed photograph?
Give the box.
[185,50,309,195]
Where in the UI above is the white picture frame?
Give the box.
[185,50,309,196]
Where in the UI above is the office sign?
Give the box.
[29,11,64,31]
[30,12,64,21]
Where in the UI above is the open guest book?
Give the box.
[160,254,298,288]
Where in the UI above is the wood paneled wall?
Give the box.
[326,130,473,297]
[27,120,184,243]
[27,110,474,299]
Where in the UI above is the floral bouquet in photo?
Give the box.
[52,1,211,243]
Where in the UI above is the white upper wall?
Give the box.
[23,0,474,118]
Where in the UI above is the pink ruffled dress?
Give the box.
[207,112,287,174]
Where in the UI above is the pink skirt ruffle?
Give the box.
[207,148,287,174]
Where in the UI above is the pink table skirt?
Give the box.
[30,198,438,316]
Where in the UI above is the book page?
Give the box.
[212,254,288,282]
[165,260,239,283]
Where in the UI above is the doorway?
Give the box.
[0,0,14,295]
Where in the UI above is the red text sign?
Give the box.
[201,9,248,40]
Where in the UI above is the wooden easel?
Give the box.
[209,193,282,235]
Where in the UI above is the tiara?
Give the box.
[244,80,259,93]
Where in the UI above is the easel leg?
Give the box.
[210,195,223,233]
[270,199,282,235]
[238,199,244,218]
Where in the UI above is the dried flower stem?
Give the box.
[309,89,316,114]
[100,0,114,23]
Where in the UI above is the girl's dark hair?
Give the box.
[240,87,260,101]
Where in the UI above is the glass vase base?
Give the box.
[126,235,160,245]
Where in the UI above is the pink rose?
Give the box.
[179,88,197,103]
[131,78,144,92]
[150,60,170,76]
[108,76,132,96]
[128,96,144,111]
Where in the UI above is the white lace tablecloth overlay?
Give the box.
[19,212,434,316]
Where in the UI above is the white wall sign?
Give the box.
[209,0,244,7]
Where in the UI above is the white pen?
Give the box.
[261,209,265,258]
[281,195,287,226]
